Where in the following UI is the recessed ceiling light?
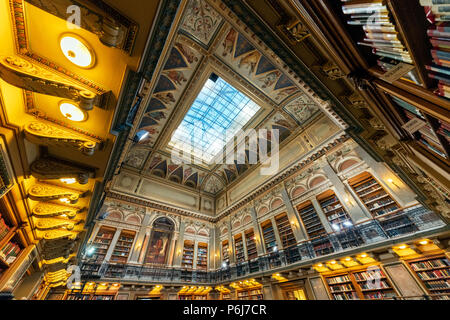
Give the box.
[59,101,86,122]
[59,33,95,68]
[419,240,428,245]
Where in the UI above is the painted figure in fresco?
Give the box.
[175,43,198,64]
[147,111,166,121]
[275,87,298,101]
[238,51,261,75]
[259,71,281,89]
[164,70,187,86]
[154,92,176,104]
[147,231,170,264]
[222,29,237,57]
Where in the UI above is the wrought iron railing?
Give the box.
[80,205,446,284]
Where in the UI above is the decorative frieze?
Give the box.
[28,182,82,203]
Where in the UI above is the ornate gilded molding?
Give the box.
[346,92,368,109]
[33,216,77,231]
[24,121,98,156]
[321,61,346,80]
[0,56,99,110]
[36,229,79,240]
[32,202,84,219]
[40,253,76,266]
[30,157,95,184]
[279,19,310,43]
[28,182,82,203]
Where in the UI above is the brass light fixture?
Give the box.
[59,101,87,122]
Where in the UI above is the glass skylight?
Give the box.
[168,75,260,163]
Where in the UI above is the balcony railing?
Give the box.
[80,205,446,284]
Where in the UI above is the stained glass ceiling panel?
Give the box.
[168,75,260,163]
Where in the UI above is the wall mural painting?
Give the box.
[180,0,223,46]
[124,147,150,169]
[216,26,300,104]
[283,94,321,126]
[137,39,202,147]
[144,217,174,265]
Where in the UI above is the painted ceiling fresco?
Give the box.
[124,0,324,196]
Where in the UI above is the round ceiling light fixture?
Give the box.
[59,33,95,68]
[59,101,87,122]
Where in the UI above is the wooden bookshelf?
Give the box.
[91,226,115,263]
[261,220,277,253]
[317,190,353,232]
[196,242,208,270]
[222,240,229,265]
[323,266,397,300]
[179,294,208,300]
[65,293,116,300]
[236,287,263,300]
[110,230,135,264]
[349,171,400,217]
[244,229,258,260]
[234,234,245,263]
[221,292,231,300]
[182,240,194,269]
[274,213,296,249]
[407,254,450,299]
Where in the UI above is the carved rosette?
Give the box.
[282,20,310,43]
[322,61,345,80]
[28,182,80,203]
[0,56,96,108]
[30,157,95,184]
[24,121,97,156]
[32,202,83,219]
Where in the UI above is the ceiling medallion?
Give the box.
[59,33,96,69]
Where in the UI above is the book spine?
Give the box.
[421,0,450,5]
[431,5,450,13]
[428,29,450,37]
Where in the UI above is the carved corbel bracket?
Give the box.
[32,202,84,219]
[33,216,77,231]
[40,253,76,266]
[346,92,368,109]
[30,157,95,184]
[36,228,79,240]
[321,61,346,80]
[347,70,374,90]
[278,19,311,43]
[24,121,98,156]
[0,56,100,110]
[28,182,82,203]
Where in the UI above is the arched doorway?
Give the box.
[144,217,174,264]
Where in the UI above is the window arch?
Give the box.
[144,217,174,265]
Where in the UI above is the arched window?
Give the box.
[144,217,174,265]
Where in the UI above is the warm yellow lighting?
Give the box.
[419,240,428,245]
[60,178,76,184]
[112,283,119,286]
[59,198,70,204]
[360,253,367,258]
[317,263,323,267]
[330,260,336,264]
[398,244,407,250]
[345,257,351,261]
[59,34,95,68]
[387,178,393,183]
[59,101,87,122]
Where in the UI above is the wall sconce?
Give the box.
[59,33,96,68]
[387,178,399,188]
[59,101,88,122]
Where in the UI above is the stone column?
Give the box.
[322,162,368,223]
[167,236,177,266]
[138,229,151,264]
[104,228,122,262]
[173,220,186,267]
[227,219,236,265]
[129,211,152,263]
[241,232,248,261]
[249,207,265,255]
[311,198,333,233]
[270,217,283,250]
[193,240,198,269]
[280,186,307,241]
[343,180,372,218]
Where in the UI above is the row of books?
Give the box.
[364,291,396,299]
[422,1,450,99]
[0,241,21,264]
[354,270,386,281]
[0,217,10,242]
[330,283,354,292]
[332,292,359,300]
[327,275,351,284]
[410,258,450,270]
[359,279,391,290]
[417,269,450,280]
[423,279,450,290]
[341,0,417,83]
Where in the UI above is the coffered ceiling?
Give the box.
[122,0,342,196]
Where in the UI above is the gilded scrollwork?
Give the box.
[33,216,76,231]
[30,157,95,184]
[28,182,81,203]
[36,229,79,240]
[321,61,346,80]
[24,121,98,156]
[32,202,84,219]
[0,56,96,109]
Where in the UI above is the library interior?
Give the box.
[0,0,449,301]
